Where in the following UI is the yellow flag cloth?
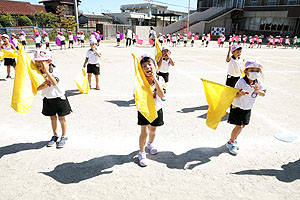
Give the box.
[11,45,45,114]
[201,78,239,130]
[242,59,245,77]
[132,53,157,123]
[154,38,162,63]
[0,49,18,60]
[75,69,90,94]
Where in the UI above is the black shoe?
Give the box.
[5,75,11,79]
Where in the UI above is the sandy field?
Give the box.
[0,40,299,200]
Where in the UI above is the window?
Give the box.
[287,0,297,5]
[267,0,277,5]
[213,0,218,7]
[250,0,258,6]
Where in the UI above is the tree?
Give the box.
[0,13,15,27]
[54,5,78,32]
[18,15,33,26]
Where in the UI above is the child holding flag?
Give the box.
[226,44,243,87]
[292,36,298,49]
[226,60,266,155]
[1,34,17,79]
[35,50,72,148]
[34,32,42,50]
[68,31,74,49]
[116,31,121,46]
[183,34,188,47]
[83,39,101,90]
[136,54,166,167]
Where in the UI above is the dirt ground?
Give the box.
[0,40,299,200]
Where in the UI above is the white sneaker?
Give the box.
[138,152,148,167]
[146,142,158,155]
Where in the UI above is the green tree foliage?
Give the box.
[0,13,15,27]
[54,5,78,32]
[17,15,33,26]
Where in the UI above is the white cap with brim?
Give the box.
[2,34,9,39]
[231,44,242,53]
[89,38,97,44]
[245,60,263,70]
[33,50,52,61]
[162,46,170,52]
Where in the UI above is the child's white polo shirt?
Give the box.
[232,77,265,110]
[86,49,101,64]
[227,56,242,77]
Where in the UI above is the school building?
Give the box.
[160,0,300,37]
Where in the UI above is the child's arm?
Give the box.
[226,46,231,62]
[83,58,88,68]
[236,90,248,98]
[157,56,163,69]
[10,44,16,51]
[154,78,164,98]
[37,81,49,91]
[167,52,175,66]
[95,50,101,58]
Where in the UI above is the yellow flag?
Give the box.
[75,69,90,94]
[0,49,18,60]
[201,78,239,130]
[11,45,45,114]
[154,38,162,63]
[132,53,157,123]
[242,59,245,77]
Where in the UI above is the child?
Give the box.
[275,36,279,48]
[90,31,96,41]
[258,36,262,48]
[11,33,19,50]
[183,34,188,47]
[59,32,66,50]
[202,34,205,46]
[177,34,180,45]
[35,49,72,148]
[167,34,171,45]
[172,34,176,47]
[292,36,298,49]
[243,35,247,47]
[132,33,137,46]
[157,47,175,101]
[205,34,210,47]
[285,36,290,49]
[96,31,101,46]
[83,39,101,90]
[80,32,85,48]
[19,32,26,50]
[137,54,166,167]
[68,31,74,49]
[77,31,81,45]
[1,34,17,79]
[116,31,120,46]
[226,60,266,155]
[44,33,51,51]
[248,36,253,48]
[226,44,243,87]
[159,33,164,45]
[191,33,195,47]
[34,32,42,50]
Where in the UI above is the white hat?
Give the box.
[245,60,263,70]
[162,46,170,52]
[33,49,53,61]
[89,38,97,44]
[2,34,9,39]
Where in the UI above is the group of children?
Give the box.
[1,28,269,166]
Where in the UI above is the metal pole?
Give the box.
[74,0,79,32]
[188,0,190,31]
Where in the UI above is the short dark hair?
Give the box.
[140,57,155,66]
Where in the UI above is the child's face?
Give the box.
[90,43,96,49]
[141,60,156,78]
[244,67,260,76]
[233,48,242,57]
[2,37,8,43]
[35,60,51,74]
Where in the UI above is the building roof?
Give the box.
[120,3,168,10]
[80,13,113,20]
[0,0,45,15]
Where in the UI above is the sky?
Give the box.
[21,0,198,14]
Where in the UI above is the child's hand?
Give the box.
[40,61,49,72]
[239,90,248,96]
[252,83,260,92]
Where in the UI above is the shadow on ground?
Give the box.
[105,99,135,107]
[65,89,82,97]
[147,145,226,170]
[41,151,138,184]
[177,105,209,113]
[198,112,229,121]
[233,159,300,182]
[0,141,47,158]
